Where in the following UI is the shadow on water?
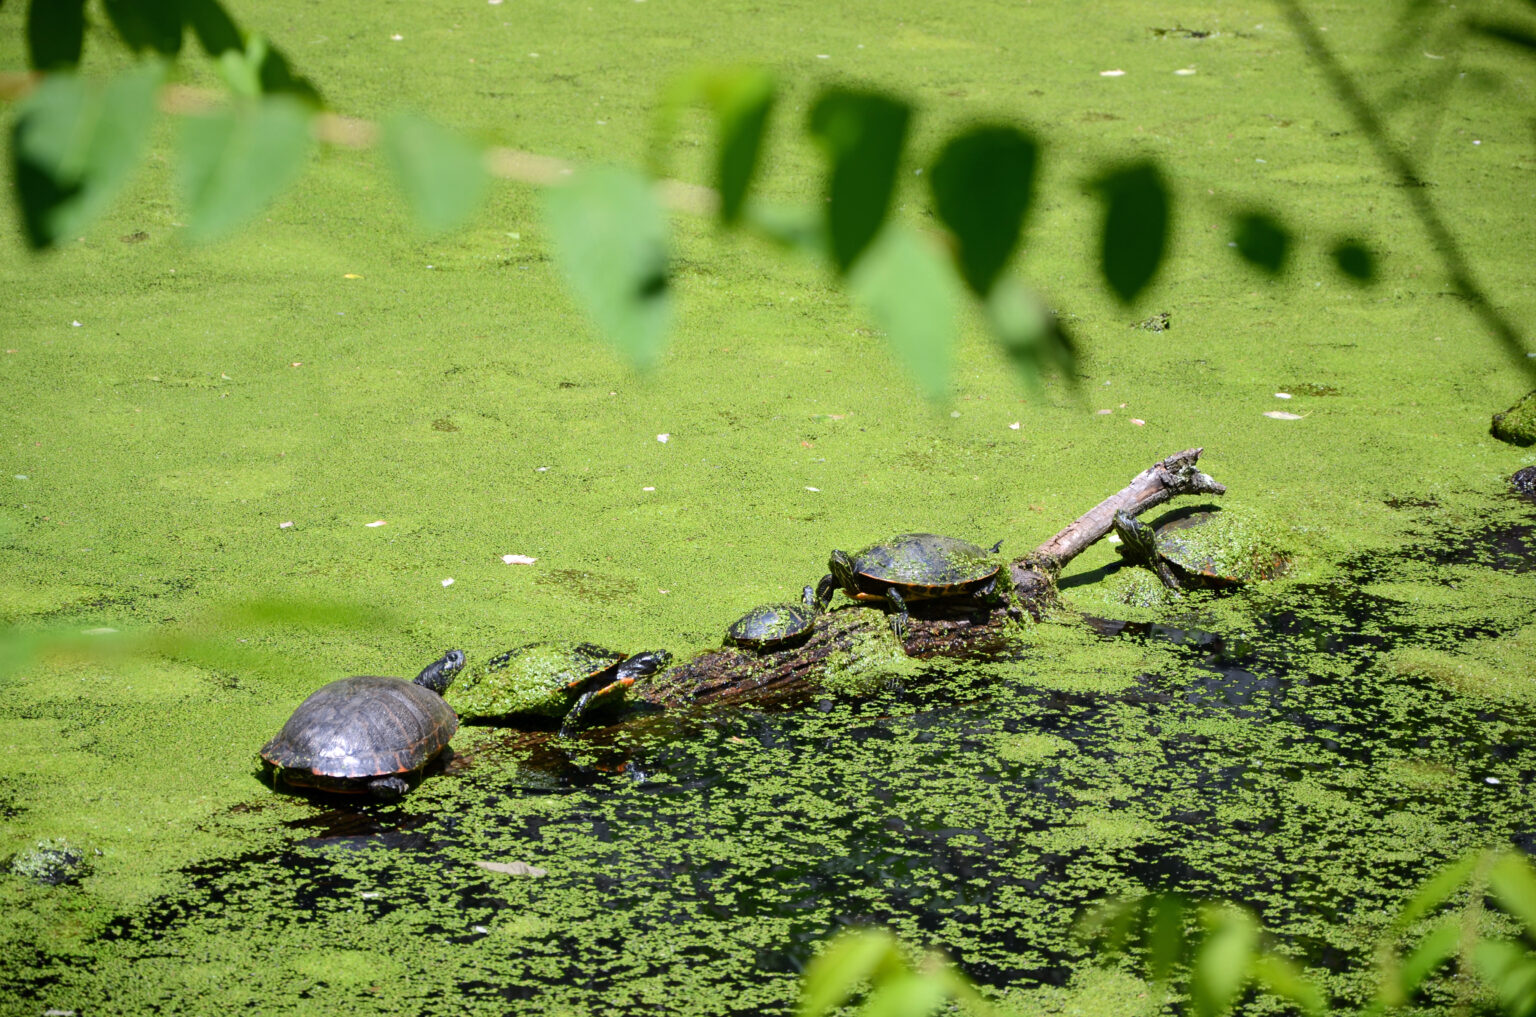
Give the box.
[55,513,1536,1009]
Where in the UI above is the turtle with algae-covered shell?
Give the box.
[1112,508,1283,590]
[726,586,822,652]
[815,533,1005,639]
[451,642,670,735]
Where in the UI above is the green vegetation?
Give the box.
[3,0,1536,1014]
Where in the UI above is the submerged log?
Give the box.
[632,447,1225,711]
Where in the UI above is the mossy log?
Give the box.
[632,447,1225,711]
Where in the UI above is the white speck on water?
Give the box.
[507,232,520,240]
[950,410,961,418]
[914,168,922,175]
[279,521,294,529]
[656,433,670,443]
[365,520,387,527]
[1103,379,1112,386]
[360,891,383,898]
[441,578,454,587]
[503,554,537,565]
[1473,139,1481,145]
[1424,51,1443,59]
[596,119,607,125]
[390,33,403,40]
[816,54,830,59]
[1275,392,1293,399]
[1255,158,1267,163]
[1009,422,1021,430]
[473,925,491,933]
[1175,67,1196,75]
[805,486,820,492]
[642,486,655,492]
[528,52,539,57]
[13,475,26,480]
[535,466,549,472]
[82,628,117,636]
[1130,418,1146,426]
[71,320,82,327]
[1100,69,1125,77]
[1487,776,1501,785]
[1107,534,1122,544]
[1095,409,1112,415]
[1264,411,1305,420]
[426,264,435,269]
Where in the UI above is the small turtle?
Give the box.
[727,586,821,652]
[260,650,465,799]
[450,642,670,735]
[1112,509,1248,590]
[814,533,1004,640]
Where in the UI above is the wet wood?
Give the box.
[632,447,1224,710]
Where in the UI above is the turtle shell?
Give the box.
[1151,512,1245,585]
[260,675,458,789]
[849,533,999,596]
[727,602,817,651]
[450,642,626,719]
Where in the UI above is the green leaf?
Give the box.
[807,87,912,274]
[27,0,86,70]
[929,125,1039,296]
[1392,852,1480,932]
[849,226,959,401]
[1331,238,1377,283]
[1397,915,1461,998]
[1248,953,1326,1016]
[984,278,1075,390]
[799,928,905,1017]
[1145,895,1187,986]
[103,0,184,56]
[12,63,163,249]
[660,67,777,226]
[1490,851,1536,936]
[859,970,951,1017]
[1232,211,1290,275]
[1190,906,1258,1017]
[177,96,313,243]
[257,39,322,106]
[742,202,826,257]
[544,166,672,371]
[184,0,243,55]
[1468,18,1536,52]
[1094,161,1170,304]
[381,114,488,235]
[1474,939,1536,1017]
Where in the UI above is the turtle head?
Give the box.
[1111,511,1161,569]
[828,549,856,591]
[413,649,465,695]
[800,585,820,614]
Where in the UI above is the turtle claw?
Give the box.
[368,776,410,800]
[885,586,910,642]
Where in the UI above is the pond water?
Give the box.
[13,507,1529,1015]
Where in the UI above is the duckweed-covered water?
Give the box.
[4,0,1536,1012]
[4,512,1527,1015]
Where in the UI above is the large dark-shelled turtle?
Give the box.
[814,533,1004,639]
[260,650,464,799]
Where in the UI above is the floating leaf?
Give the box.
[12,62,164,249]
[27,0,86,70]
[798,928,905,1017]
[1094,161,1170,303]
[1332,238,1377,283]
[849,226,958,401]
[103,0,184,56]
[473,859,548,877]
[177,95,313,243]
[544,166,672,371]
[1232,211,1290,274]
[807,87,911,274]
[1263,411,1304,420]
[929,124,1039,296]
[382,113,488,234]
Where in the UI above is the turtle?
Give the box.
[726,586,821,652]
[1111,509,1249,590]
[814,533,1004,640]
[260,649,465,799]
[449,642,670,735]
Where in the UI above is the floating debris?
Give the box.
[365,520,387,527]
[1100,69,1126,77]
[474,859,547,877]
[279,521,294,529]
[656,434,670,443]
[502,554,537,565]
[1264,411,1305,420]
[1275,392,1293,399]
[441,578,454,587]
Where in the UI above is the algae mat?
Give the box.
[2,0,1535,1013]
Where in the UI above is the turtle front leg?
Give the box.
[885,586,910,641]
[813,573,838,611]
[368,776,410,800]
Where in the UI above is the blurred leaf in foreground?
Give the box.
[1232,210,1291,275]
[849,226,959,401]
[177,94,314,243]
[929,124,1039,297]
[1094,161,1170,304]
[807,87,911,274]
[545,166,672,371]
[381,113,488,234]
